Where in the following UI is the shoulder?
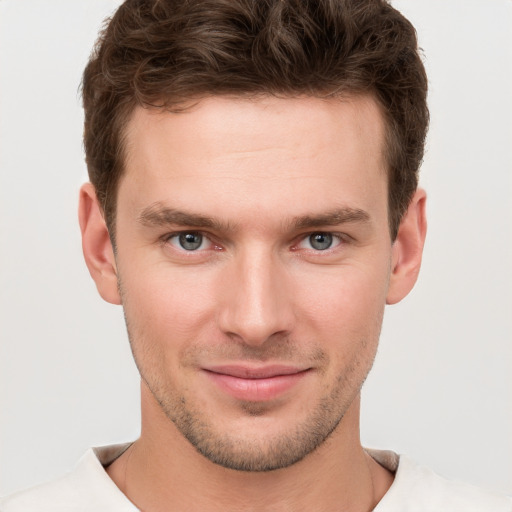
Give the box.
[1,472,86,512]
[375,453,512,512]
[0,445,136,512]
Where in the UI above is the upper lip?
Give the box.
[203,364,310,379]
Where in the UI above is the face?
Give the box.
[101,95,400,471]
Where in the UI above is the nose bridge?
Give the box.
[218,244,293,345]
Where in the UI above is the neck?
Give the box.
[107,386,393,512]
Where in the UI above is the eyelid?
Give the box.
[292,231,348,251]
[159,229,350,252]
[161,230,222,252]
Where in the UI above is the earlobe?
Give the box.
[386,189,427,305]
[78,183,121,305]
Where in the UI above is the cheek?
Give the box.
[125,260,214,315]
[119,264,218,364]
[291,262,389,365]
[313,277,385,388]
[294,260,390,323]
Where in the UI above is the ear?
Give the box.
[78,182,121,305]
[386,189,427,305]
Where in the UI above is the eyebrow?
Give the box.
[138,203,234,231]
[292,208,371,230]
[138,203,371,232]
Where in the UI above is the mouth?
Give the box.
[202,364,312,402]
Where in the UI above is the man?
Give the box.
[1,0,510,510]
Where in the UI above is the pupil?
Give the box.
[179,232,202,250]
[310,233,332,250]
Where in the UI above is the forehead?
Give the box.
[119,95,387,225]
[123,94,386,172]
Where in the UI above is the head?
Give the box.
[82,0,428,242]
[79,0,428,473]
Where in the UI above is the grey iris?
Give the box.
[309,233,333,250]
[179,232,203,250]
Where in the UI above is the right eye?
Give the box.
[167,232,210,251]
[306,232,334,251]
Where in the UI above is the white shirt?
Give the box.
[1,444,510,511]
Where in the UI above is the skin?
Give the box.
[79,95,426,511]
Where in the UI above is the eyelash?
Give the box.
[293,232,346,252]
[161,231,221,253]
[161,230,349,255]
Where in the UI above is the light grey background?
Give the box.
[1,0,511,497]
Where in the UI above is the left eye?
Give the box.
[168,232,208,251]
[298,232,341,251]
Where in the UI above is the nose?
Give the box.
[217,247,295,346]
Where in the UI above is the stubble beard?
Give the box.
[127,331,377,473]
[147,370,356,472]
[119,276,381,473]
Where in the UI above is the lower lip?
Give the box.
[204,370,310,402]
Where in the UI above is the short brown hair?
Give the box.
[82,0,428,239]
